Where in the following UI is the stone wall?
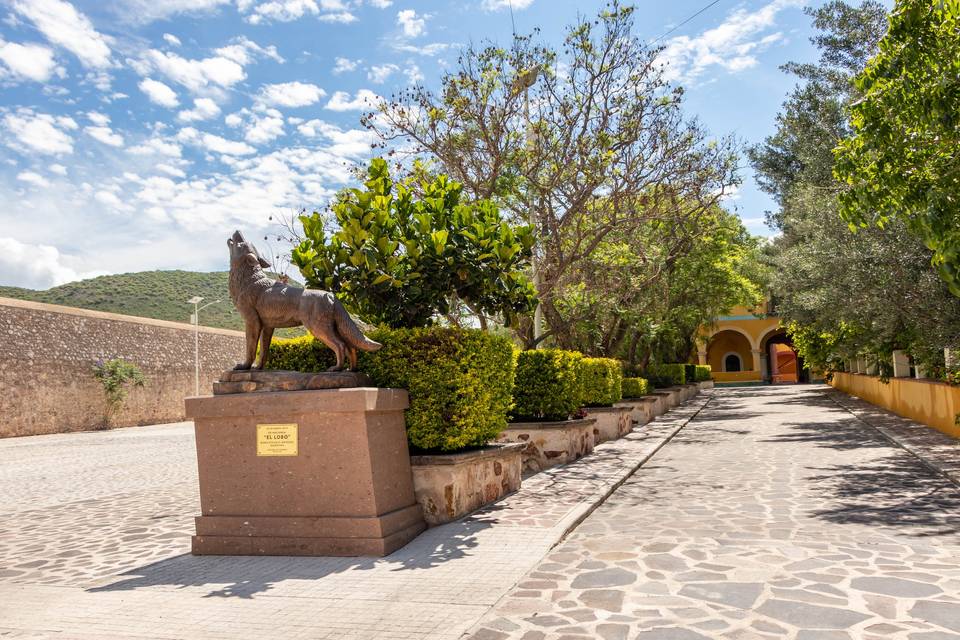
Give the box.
[0,297,245,438]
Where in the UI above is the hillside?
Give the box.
[0,270,300,335]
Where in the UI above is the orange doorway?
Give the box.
[769,343,798,384]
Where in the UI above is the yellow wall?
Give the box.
[831,372,960,439]
[707,331,753,372]
[713,371,762,383]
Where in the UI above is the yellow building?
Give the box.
[696,304,805,385]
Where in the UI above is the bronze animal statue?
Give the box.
[227,230,381,371]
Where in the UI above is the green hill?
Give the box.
[0,270,300,335]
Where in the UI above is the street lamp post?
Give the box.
[187,296,220,396]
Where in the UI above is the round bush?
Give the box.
[581,357,623,406]
[512,349,584,422]
[621,377,650,398]
[271,327,515,452]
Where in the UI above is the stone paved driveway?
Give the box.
[466,385,960,640]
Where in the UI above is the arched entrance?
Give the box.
[705,329,757,382]
[761,329,806,384]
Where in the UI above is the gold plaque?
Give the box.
[256,423,298,456]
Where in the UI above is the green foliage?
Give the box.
[753,1,960,374]
[834,0,960,296]
[621,377,650,398]
[511,349,584,422]
[581,357,623,407]
[694,365,712,382]
[291,158,536,328]
[646,363,686,388]
[273,328,514,452]
[91,358,145,427]
[683,364,696,385]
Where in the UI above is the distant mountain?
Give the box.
[0,270,300,335]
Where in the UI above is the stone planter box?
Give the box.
[616,397,657,425]
[497,418,596,474]
[650,389,678,411]
[698,380,715,390]
[584,405,633,443]
[410,443,524,527]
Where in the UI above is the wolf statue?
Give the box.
[227,230,381,371]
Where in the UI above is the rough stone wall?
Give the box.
[0,297,245,437]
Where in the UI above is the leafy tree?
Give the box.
[91,358,146,428]
[363,1,738,346]
[291,158,536,329]
[834,0,960,295]
[753,1,960,373]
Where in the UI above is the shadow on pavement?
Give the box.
[87,516,491,599]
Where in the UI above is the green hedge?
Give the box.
[694,365,712,382]
[271,327,514,452]
[646,363,686,388]
[512,349,584,422]
[581,357,623,406]
[621,377,650,398]
[684,364,696,385]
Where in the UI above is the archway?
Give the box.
[760,329,806,384]
[706,330,754,374]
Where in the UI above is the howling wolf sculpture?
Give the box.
[227,230,382,371]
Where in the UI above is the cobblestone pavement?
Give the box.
[0,393,709,639]
[466,385,960,640]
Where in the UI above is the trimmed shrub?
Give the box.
[621,377,650,398]
[684,364,696,385]
[694,365,712,382]
[646,363,686,388]
[271,327,515,452]
[512,349,584,422]
[581,357,623,407]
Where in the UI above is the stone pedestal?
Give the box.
[185,387,425,557]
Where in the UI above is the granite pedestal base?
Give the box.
[185,387,425,557]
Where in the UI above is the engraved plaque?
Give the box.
[256,423,298,456]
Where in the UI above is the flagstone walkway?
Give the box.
[465,385,960,640]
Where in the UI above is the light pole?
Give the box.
[511,64,543,345]
[187,296,220,396]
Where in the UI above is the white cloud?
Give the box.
[85,125,124,147]
[404,63,423,84]
[16,171,51,188]
[296,120,376,158]
[214,36,283,65]
[367,0,392,7]
[2,109,77,155]
[109,0,231,25]
[49,163,67,175]
[139,78,179,107]
[258,81,326,107]
[163,33,182,46]
[12,0,112,68]
[178,97,221,122]
[224,113,243,127]
[397,9,426,38]
[245,111,285,144]
[325,89,380,112]
[482,0,534,10]
[318,11,356,23]
[177,126,257,155]
[332,56,361,74]
[391,41,451,57]
[0,236,105,289]
[128,136,182,157]
[367,63,398,84]
[87,111,110,126]
[155,163,186,178]
[0,40,59,82]
[94,189,128,210]
[658,0,802,84]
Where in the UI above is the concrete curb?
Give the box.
[827,388,960,487]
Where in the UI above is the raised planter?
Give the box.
[410,443,524,527]
[698,380,715,390]
[615,396,657,426]
[497,418,596,474]
[584,405,633,443]
[650,389,679,411]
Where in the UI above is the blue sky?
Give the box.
[0,0,858,289]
